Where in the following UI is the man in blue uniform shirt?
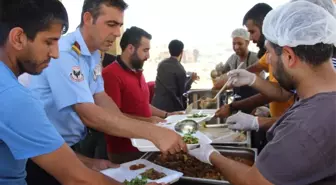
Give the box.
[28,0,186,184]
[0,0,130,185]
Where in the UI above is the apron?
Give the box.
[232,52,266,153]
[233,52,259,102]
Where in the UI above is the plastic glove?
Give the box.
[188,144,219,165]
[226,111,259,131]
[227,69,256,87]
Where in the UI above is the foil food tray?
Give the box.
[141,146,257,185]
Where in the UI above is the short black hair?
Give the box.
[243,3,273,27]
[168,40,184,57]
[119,26,152,51]
[270,42,333,66]
[0,0,69,46]
[80,0,128,27]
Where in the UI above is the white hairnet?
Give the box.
[291,0,336,17]
[231,28,250,41]
[263,1,336,47]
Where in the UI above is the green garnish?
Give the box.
[187,113,207,118]
[183,133,199,144]
[123,176,148,185]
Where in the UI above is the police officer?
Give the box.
[0,0,141,185]
[27,0,186,184]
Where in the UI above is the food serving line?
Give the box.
[100,104,256,185]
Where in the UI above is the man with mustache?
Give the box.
[102,27,182,163]
[213,28,258,88]
[188,1,336,184]
[28,0,186,184]
[212,28,260,110]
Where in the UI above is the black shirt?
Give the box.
[152,57,192,112]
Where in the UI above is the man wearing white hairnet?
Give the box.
[220,0,336,132]
[213,28,258,79]
[188,1,336,185]
[212,28,260,106]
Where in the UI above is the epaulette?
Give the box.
[71,41,81,56]
[71,41,105,64]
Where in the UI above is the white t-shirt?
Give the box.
[18,73,31,87]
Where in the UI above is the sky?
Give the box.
[123,0,288,45]
[63,0,289,45]
[61,0,290,87]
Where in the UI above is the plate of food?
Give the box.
[162,109,216,126]
[185,109,216,123]
[131,131,212,152]
[101,159,183,184]
[186,113,208,118]
[181,133,206,150]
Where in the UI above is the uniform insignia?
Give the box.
[70,66,84,82]
[93,63,102,81]
[93,51,104,81]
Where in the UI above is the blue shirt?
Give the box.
[29,28,104,146]
[0,62,64,185]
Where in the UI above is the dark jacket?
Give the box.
[152,57,192,112]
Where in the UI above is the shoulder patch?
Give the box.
[70,66,84,82]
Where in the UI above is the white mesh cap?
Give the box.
[262,1,336,47]
[291,0,336,17]
[231,28,250,41]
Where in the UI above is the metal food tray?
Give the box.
[200,127,252,148]
[141,146,257,185]
[213,131,251,147]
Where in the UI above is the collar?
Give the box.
[71,29,102,67]
[169,56,179,63]
[0,61,16,80]
[116,55,143,72]
[73,28,97,57]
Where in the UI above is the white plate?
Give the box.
[189,109,216,122]
[131,131,212,152]
[189,109,216,115]
[184,113,214,123]
[162,109,216,125]
[201,128,248,143]
[164,115,187,124]
[101,159,183,184]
